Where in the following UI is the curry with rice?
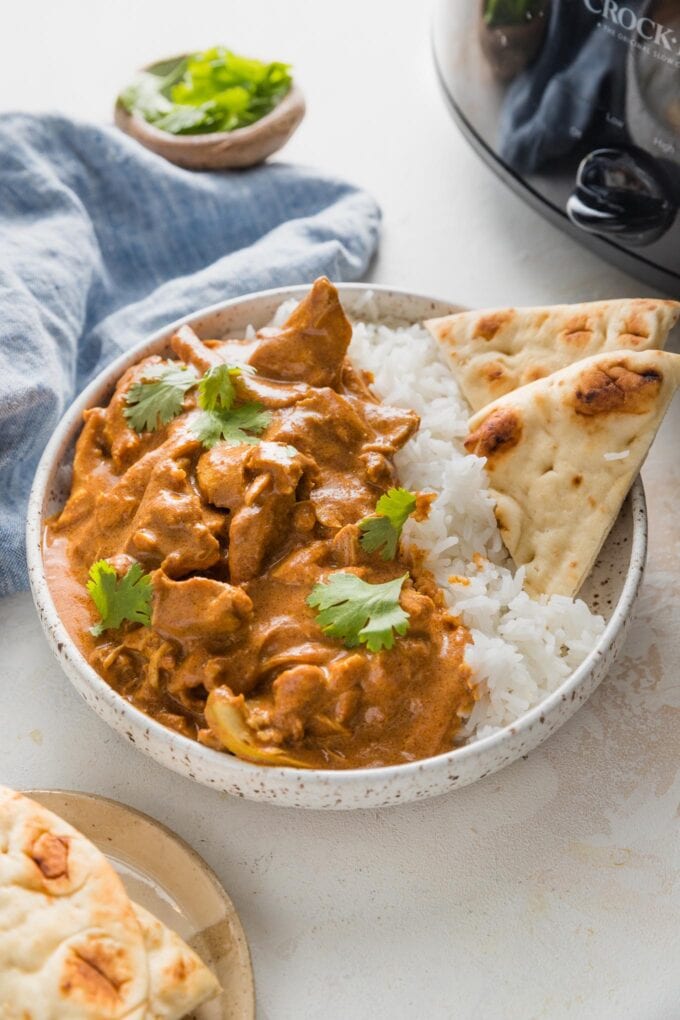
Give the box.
[45,279,474,770]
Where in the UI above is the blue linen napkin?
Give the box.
[0,113,381,596]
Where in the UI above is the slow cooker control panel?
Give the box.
[566,148,677,247]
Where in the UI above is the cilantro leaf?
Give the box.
[124,363,198,433]
[119,72,174,121]
[358,487,418,560]
[197,362,254,413]
[191,402,271,450]
[358,516,400,560]
[86,561,152,637]
[307,572,410,653]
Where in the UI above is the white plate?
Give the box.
[26,284,647,809]
[27,790,255,1019]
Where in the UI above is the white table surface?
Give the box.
[2,3,679,1018]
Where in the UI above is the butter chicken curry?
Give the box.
[45,279,473,769]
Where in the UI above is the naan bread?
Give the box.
[133,902,220,1020]
[464,349,680,597]
[0,786,149,1019]
[427,298,680,412]
[0,788,221,1019]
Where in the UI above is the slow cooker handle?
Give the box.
[566,148,676,248]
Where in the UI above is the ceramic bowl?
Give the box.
[27,285,647,810]
[114,56,305,170]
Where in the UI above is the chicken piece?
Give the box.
[202,650,260,696]
[204,337,312,408]
[267,665,330,743]
[94,418,203,538]
[170,324,222,374]
[269,541,328,584]
[266,389,369,462]
[340,361,377,401]
[152,573,253,650]
[358,401,420,454]
[196,444,252,513]
[229,500,291,584]
[327,524,364,567]
[197,441,317,583]
[310,472,377,529]
[237,373,311,409]
[228,445,318,583]
[246,441,317,497]
[398,584,437,638]
[125,457,221,577]
[267,390,379,529]
[78,422,202,564]
[227,506,274,584]
[53,408,110,530]
[248,277,352,388]
[197,441,316,513]
[359,450,397,488]
[103,355,168,472]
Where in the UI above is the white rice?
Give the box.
[271,297,605,741]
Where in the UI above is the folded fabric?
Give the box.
[0,113,381,596]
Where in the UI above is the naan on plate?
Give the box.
[0,787,220,1019]
[134,902,220,1020]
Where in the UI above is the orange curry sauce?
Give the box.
[44,279,473,769]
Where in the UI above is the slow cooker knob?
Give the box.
[566,148,676,247]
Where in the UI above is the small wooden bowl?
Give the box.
[114,58,305,170]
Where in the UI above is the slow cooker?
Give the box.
[433,0,680,294]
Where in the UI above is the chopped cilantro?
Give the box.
[119,47,293,136]
[192,362,269,449]
[307,572,410,653]
[124,363,197,433]
[86,560,152,637]
[358,487,418,560]
[192,403,271,450]
[197,362,254,413]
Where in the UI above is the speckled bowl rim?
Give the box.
[26,283,648,806]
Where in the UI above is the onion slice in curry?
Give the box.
[205,689,310,768]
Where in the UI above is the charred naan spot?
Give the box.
[571,363,662,416]
[481,361,506,382]
[167,954,197,984]
[619,311,650,346]
[572,474,583,487]
[473,311,512,341]
[464,409,522,462]
[620,334,647,347]
[562,316,592,346]
[622,310,650,343]
[61,938,131,1007]
[564,331,592,346]
[30,832,69,880]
